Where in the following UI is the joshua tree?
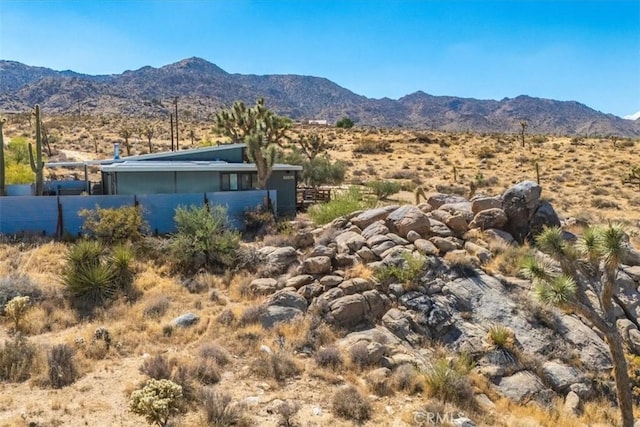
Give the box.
[295,132,332,161]
[118,126,133,156]
[519,121,528,148]
[214,98,291,188]
[521,225,635,427]
[143,126,155,153]
[29,105,45,196]
[0,116,6,196]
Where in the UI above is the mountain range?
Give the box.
[1,57,639,136]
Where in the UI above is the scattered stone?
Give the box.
[301,256,333,275]
[563,391,581,416]
[319,275,343,289]
[335,230,368,253]
[286,274,315,289]
[541,360,584,393]
[250,278,278,296]
[501,181,542,244]
[267,290,308,311]
[469,208,508,230]
[429,236,458,254]
[386,205,431,238]
[259,306,304,329]
[428,193,468,209]
[309,245,336,258]
[172,312,199,327]
[494,371,548,403]
[361,221,390,239]
[351,205,399,229]
[414,239,440,256]
[471,196,502,214]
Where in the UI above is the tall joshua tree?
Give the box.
[521,225,635,427]
[214,98,290,189]
[519,120,528,148]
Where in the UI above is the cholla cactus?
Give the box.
[5,296,30,332]
[129,378,183,427]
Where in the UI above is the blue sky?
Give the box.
[1,0,639,117]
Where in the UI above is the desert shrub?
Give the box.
[366,180,402,200]
[308,186,376,225]
[129,378,184,427]
[239,305,266,326]
[423,354,473,405]
[79,205,149,243]
[391,364,424,394]
[488,244,533,277]
[0,276,42,315]
[275,400,300,427]
[216,309,236,326]
[301,155,347,187]
[374,252,426,289]
[349,341,377,370]
[143,296,170,318]
[169,205,240,273]
[591,197,620,209]
[628,355,640,403]
[531,135,548,144]
[243,205,276,240]
[476,145,495,159]
[0,335,39,382]
[4,295,30,332]
[252,351,301,382]
[199,343,231,367]
[486,325,516,351]
[47,343,78,388]
[191,358,221,385]
[444,251,477,277]
[140,354,173,380]
[331,385,372,423]
[335,116,354,128]
[314,346,343,370]
[353,139,391,154]
[201,387,250,427]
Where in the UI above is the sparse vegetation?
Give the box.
[0,335,39,382]
[331,385,372,423]
[129,378,184,427]
[308,186,375,225]
[79,205,149,243]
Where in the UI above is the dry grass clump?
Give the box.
[331,384,372,423]
[143,295,170,319]
[272,315,336,352]
[239,304,266,326]
[201,387,251,427]
[314,346,343,370]
[423,354,474,406]
[251,350,301,383]
[391,364,424,394]
[198,343,231,367]
[0,335,41,382]
[47,343,79,388]
[486,243,533,277]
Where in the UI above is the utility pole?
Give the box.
[170,113,174,151]
[174,97,179,151]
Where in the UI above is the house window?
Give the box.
[221,173,258,191]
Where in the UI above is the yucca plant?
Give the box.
[61,240,136,314]
[423,354,473,405]
[524,224,635,427]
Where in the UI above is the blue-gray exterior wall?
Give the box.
[0,190,277,236]
[267,170,298,217]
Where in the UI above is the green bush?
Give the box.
[129,378,184,427]
[301,156,346,187]
[0,335,39,382]
[374,252,426,289]
[336,116,354,129]
[308,187,375,225]
[79,205,149,243]
[169,205,240,273]
[366,180,402,200]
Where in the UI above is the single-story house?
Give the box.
[97,143,303,217]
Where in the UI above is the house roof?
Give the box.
[113,143,247,162]
[100,161,302,173]
[45,143,248,168]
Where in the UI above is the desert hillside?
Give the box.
[0,115,640,427]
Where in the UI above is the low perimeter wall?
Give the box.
[0,190,277,237]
